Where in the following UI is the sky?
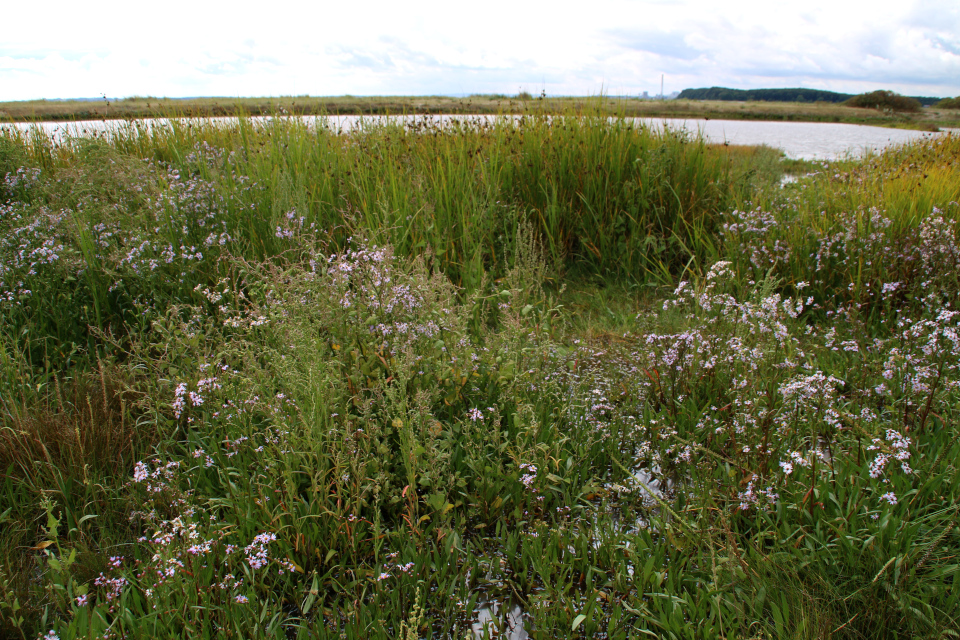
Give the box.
[2,0,958,101]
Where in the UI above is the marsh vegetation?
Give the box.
[1,113,959,639]
[2,94,959,131]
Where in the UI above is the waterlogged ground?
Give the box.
[0,122,959,639]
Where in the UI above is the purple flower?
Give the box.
[244,532,277,570]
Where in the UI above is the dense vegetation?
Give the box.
[1,113,959,639]
[936,96,960,109]
[843,90,923,112]
[678,87,855,103]
[679,86,941,107]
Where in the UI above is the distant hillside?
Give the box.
[678,87,941,106]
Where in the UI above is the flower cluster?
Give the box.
[376,552,417,581]
[244,532,278,570]
[132,459,182,494]
[172,376,222,419]
[868,429,913,479]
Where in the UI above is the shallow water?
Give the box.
[1,114,945,161]
[668,118,942,160]
[472,601,528,640]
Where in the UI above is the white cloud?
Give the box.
[1,0,957,100]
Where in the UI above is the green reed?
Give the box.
[100,110,745,283]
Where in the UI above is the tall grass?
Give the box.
[0,111,753,371]
[107,112,744,280]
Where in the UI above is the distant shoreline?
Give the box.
[1,95,958,131]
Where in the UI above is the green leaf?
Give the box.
[572,614,587,630]
[302,574,319,615]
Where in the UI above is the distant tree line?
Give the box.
[678,87,942,107]
[936,96,960,109]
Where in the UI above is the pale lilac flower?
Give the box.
[870,453,890,479]
[244,532,277,570]
[519,463,538,488]
[173,382,188,418]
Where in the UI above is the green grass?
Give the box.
[1,116,958,639]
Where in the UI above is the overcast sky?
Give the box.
[2,0,958,101]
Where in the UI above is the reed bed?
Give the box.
[3,94,958,130]
[0,116,958,639]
